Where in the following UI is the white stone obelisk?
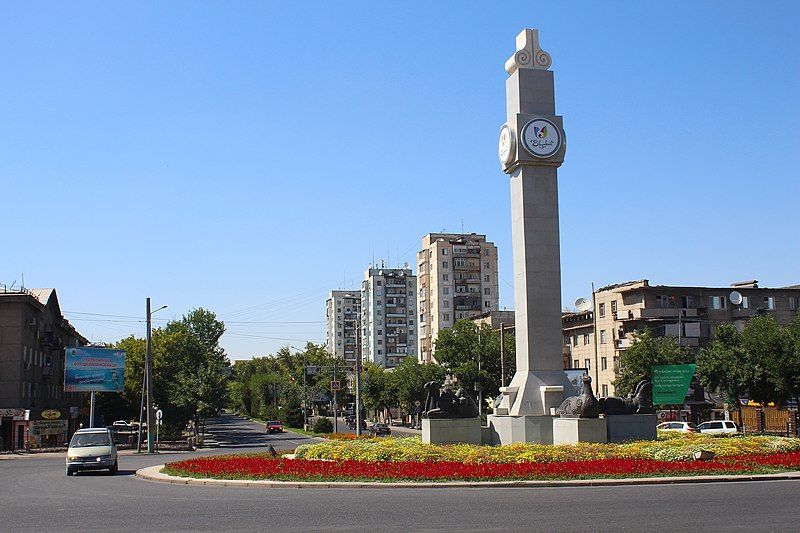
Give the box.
[489,29,573,444]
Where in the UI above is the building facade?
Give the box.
[0,287,87,450]
[417,233,499,363]
[587,279,800,396]
[325,290,361,364]
[361,267,417,369]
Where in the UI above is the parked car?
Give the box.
[656,421,699,433]
[266,420,284,434]
[367,423,391,437]
[66,428,118,476]
[697,420,739,435]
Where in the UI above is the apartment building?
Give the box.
[588,279,800,396]
[417,233,499,363]
[325,290,361,364]
[361,266,417,369]
[561,310,599,389]
[0,287,87,450]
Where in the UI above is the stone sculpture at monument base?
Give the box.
[422,418,482,445]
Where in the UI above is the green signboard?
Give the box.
[652,364,696,405]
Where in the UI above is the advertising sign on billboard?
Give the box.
[564,368,589,396]
[64,347,126,392]
[652,364,696,405]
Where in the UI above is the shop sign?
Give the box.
[31,419,67,436]
[41,409,62,420]
[0,408,26,417]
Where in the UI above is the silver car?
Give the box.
[66,428,119,476]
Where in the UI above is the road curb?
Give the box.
[135,465,800,489]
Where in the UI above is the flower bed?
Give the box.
[293,435,800,463]
[162,451,800,482]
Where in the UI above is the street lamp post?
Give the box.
[145,298,167,454]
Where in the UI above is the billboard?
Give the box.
[652,364,696,405]
[564,368,589,396]
[64,347,126,392]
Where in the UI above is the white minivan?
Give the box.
[697,420,739,435]
[66,428,119,476]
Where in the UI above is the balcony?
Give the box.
[615,338,631,350]
[385,282,407,288]
[619,308,699,320]
[732,308,758,319]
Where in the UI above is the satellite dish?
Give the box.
[729,291,743,306]
[574,297,592,312]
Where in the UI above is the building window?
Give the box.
[443,313,450,321]
[377,310,382,315]
[376,301,381,306]
[483,288,490,295]
[377,340,382,345]
[443,301,450,308]
[741,296,750,309]
[598,303,605,317]
[377,280,382,286]
[600,330,607,344]
[584,358,591,370]
[483,249,489,256]
[610,300,617,313]
[442,249,448,255]
[484,301,491,308]
[409,319,414,325]
[790,297,798,311]
[484,262,490,268]
[442,261,449,269]
[573,360,579,368]
[583,334,590,345]
[681,295,694,308]
[710,296,726,310]
[764,297,775,310]
[443,274,449,281]
[601,357,608,371]
[377,330,382,335]
[572,335,578,347]
[443,287,449,295]
[602,384,609,397]
[564,335,570,346]
[377,349,382,355]
[655,295,669,308]
[484,275,490,282]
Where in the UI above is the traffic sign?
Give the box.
[156,409,163,421]
[331,380,341,391]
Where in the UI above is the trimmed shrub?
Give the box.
[312,417,333,434]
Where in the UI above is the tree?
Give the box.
[613,328,694,396]
[696,324,750,422]
[433,319,515,399]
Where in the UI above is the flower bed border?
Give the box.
[137,464,800,489]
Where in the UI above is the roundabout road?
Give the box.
[2,414,799,532]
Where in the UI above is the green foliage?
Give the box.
[613,328,694,396]
[389,357,446,414]
[312,417,333,433]
[698,316,800,408]
[433,320,515,398]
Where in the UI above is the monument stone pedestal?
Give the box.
[422,418,482,445]
[486,414,555,445]
[605,414,657,443]
[552,418,608,445]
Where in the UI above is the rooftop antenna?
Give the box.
[461,219,464,234]
[21,273,24,289]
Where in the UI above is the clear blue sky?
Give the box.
[2,2,798,360]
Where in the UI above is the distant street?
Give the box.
[1,413,798,532]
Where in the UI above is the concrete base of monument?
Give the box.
[605,414,658,443]
[486,414,555,445]
[553,417,608,445]
[422,418,482,445]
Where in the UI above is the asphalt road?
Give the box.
[2,413,799,532]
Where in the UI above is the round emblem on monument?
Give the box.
[498,124,515,165]
[521,118,561,158]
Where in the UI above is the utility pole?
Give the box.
[591,283,600,394]
[146,297,155,453]
[499,323,506,388]
[355,314,363,437]
[332,360,338,434]
[136,366,146,452]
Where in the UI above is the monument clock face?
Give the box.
[521,118,561,158]
[498,124,515,165]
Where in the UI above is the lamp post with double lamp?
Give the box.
[145,298,167,454]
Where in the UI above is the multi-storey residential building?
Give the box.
[561,310,598,388]
[588,279,800,396]
[325,290,361,364]
[361,266,417,369]
[417,233,499,363]
[0,287,87,450]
